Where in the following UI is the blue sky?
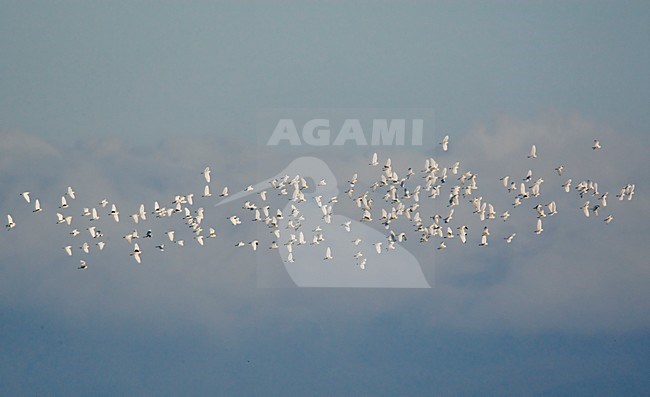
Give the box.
[1,1,649,396]
[2,1,648,143]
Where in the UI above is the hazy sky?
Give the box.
[1,1,649,396]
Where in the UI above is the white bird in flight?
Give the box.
[592,139,601,150]
[6,214,16,230]
[109,204,120,222]
[440,135,449,152]
[369,152,379,166]
[374,242,382,254]
[130,243,142,263]
[202,166,211,183]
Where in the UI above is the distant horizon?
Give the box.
[1,1,648,395]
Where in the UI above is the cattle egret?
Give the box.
[524,170,533,182]
[130,243,142,263]
[6,214,16,230]
[21,192,31,203]
[440,135,449,151]
[374,242,382,254]
[599,193,608,207]
[250,240,259,251]
[457,226,468,244]
[358,258,367,270]
[33,199,42,213]
[370,152,379,166]
[109,204,120,222]
[203,166,211,183]
[592,139,601,150]
[80,242,90,253]
[528,144,537,158]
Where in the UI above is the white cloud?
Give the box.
[0,113,647,335]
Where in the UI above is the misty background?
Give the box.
[1,1,649,396]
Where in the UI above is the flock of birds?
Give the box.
[3,137,636,271]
